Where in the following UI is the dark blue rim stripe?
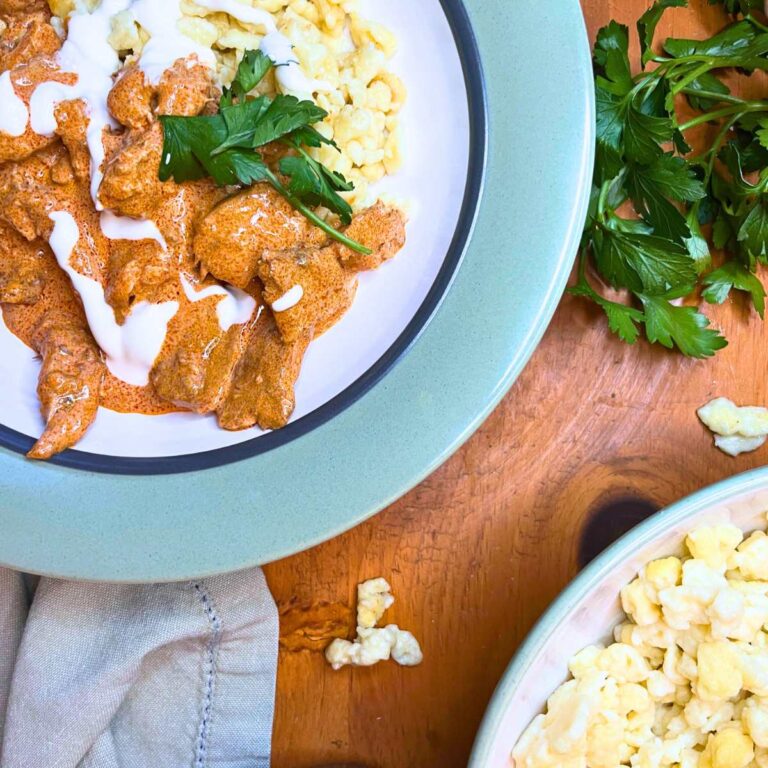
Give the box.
[0,0,488,476]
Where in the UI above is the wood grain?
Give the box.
[266,2,768,765]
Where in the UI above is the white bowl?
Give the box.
[469,467,768,767]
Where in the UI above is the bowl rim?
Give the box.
[468,466,768,767]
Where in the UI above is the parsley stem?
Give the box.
[572,247,602,301]
[265,170,371,255]
[678,87,748,106]
[596,179,612,220]
[702,113,743,184]
[577,246,592,288]
[671,61,716,96]
[745,14,768,32]
[678,101,768,131]
[686,112,744,250]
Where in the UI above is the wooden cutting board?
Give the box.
[267,1,768,765]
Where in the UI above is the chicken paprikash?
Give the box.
[0,0,406,460]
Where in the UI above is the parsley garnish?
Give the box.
[575,0,768,357]
[158,50,369,254]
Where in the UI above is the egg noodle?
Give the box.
[698,399,768,458]
[49,0,405,209]
[514,521,768,768]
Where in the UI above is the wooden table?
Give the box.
[267,2,767,765]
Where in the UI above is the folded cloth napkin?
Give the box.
[0,567,278,768]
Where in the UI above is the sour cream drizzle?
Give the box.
[18,1,320,385]
[49,211,179,387]
[180,274,256,331]
[130,0,216,85]
[260,31,332,99]
[0,71,29,137]
[24,1,218,383]
[271,284,304,312]
[30,0,131,208]
[99,211,167,249]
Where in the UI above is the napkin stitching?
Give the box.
[193,583,222,768]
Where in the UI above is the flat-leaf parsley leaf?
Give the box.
[573,0,768,357]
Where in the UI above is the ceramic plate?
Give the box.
[0,0,471,465]
[469,468,768,767]
[0,0,594,581]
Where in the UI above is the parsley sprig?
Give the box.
[575,0,768,357]
[158,50,369,254]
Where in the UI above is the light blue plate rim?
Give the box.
[468,466,768,767]
[0,0,594,582]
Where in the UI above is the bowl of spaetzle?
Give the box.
[470,468,768,768]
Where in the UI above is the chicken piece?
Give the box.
[0,146,109,281]
[334,202,407,273]
[0,0,49,13]
[105,240,176,322]
[217,309,310,431]
[151,297,251,414]
[153,179,223,252]
[0,12,60,72]
[194,185,326,289]
[107,58,213,129]
[98,122,172,219]
[0,145,70,241]
[0,221,47,303]
[3,243,107,460]
[157,60,216,117]
[257,246,357,344]
[0,61,73,164]
[99,59,215,214]
[27,318,105,460]
[53,99,90,183]
[49,150,76,186]
[107,66,154,130]
[99,121,221,252]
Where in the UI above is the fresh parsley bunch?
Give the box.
[159,51,369,254]
[574,0,768,357]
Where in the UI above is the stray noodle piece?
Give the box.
[698,397,768,457]
[325,577,423,670]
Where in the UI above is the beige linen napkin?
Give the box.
[0,567,278,768]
